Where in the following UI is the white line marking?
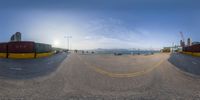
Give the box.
[9,68,22,71]
[192,61,197,65]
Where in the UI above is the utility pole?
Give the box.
[64,35,72,50]
[172,42,174,53]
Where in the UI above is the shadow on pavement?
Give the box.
[0,52,68,79]
[168,53,200,76]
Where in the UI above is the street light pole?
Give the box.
[64,35,72,50]
[172,42,174,53]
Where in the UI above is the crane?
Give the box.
[180,32,185,42]
[179,32,185,47]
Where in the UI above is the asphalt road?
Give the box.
[0,52,68,79]
[0,53,200,100]
[169,53,200,76]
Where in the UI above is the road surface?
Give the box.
[0,53,200,100]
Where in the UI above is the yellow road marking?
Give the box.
[77,55,165,78]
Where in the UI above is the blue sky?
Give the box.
[0,0,200,50]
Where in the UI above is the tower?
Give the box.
[180,40,185,47]
[187,38,191,46]
[10,32,22,42]
[15,32,21,41]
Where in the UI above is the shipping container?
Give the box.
[183,45,200,52]
[197,45,200,52]
[35,43,52,53]
[190,45,195,52]
[191,44,200,52]
[185,47,189,52]
[8,41,35,53]
[0,43,7,53]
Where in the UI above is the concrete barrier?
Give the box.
[0,53,7,58]
[3,52,54,59]
[8,53,35,59]
[182,52,200,57]
[192,53,200,57]
[36,52,54,58]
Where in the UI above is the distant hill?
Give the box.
[93,48,159,54]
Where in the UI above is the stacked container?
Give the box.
[0,41,54,59]
[183,45,200,52]
[191,44,200,52]
[183,44,200,56]
[7,41,35,59]
[0,43,7,58]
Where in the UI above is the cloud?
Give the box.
[80,17,151,49]
[0,10,164,50]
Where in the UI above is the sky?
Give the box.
[0,0,200,50]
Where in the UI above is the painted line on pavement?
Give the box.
[192,61,197,65]
[77,55,164,78]
[9,67,22,71]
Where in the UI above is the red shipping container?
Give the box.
[192,44,200,52]
[8,41,35,53]
[184,45,200,52]
[0,43,7,53]
[197,45,200,52]
[190,45,195,52]
[183,47,188,52]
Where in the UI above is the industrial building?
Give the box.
[10,32,22,42]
